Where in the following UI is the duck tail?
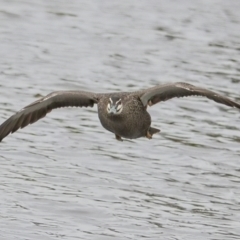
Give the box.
[149,127,160,135]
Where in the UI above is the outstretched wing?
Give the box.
[0,91,98,142]
[139,82,240,109]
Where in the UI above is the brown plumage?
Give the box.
[0,82,239,142]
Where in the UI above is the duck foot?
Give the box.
[146,127,160,139]
[146,130,152,139]
[115,134,123,141]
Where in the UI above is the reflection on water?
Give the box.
[1,0,240,239]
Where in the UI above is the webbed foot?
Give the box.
[115,134,123,141]
[146,127,160,139]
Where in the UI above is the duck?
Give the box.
[0,82,239,142]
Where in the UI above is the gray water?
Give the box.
[1,0,240,239]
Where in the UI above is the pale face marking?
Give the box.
[107,97,123,115]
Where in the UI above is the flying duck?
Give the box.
[0,82,239,142]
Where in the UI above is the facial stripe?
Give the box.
[107,103,110,111]
[116,104,122,111]
[115,99,122,105]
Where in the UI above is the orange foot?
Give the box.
[146,130,152,139]
[115,134,123,141]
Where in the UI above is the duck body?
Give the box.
[97,93,155,140]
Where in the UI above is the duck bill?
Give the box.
[108,106,117,115]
